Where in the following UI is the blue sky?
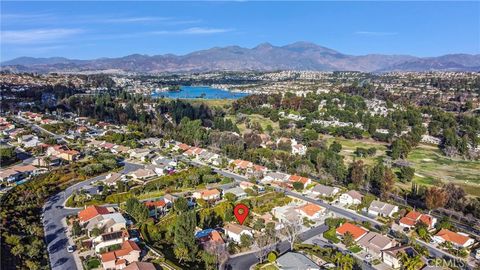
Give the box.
[1,1,479,61]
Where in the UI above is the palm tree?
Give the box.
[341,254,354,270]
[400,253,424,270]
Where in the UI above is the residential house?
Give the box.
[288,175,311,188]
[224,223,253,243]
[261,172,289,184]
[0,164,37,183]
[94,230,130,253]
[357,231,397,258]
[18,135,40,148]
[239,181,255,190]
[433,229,474,248]
[183,147,205,158]
[291,143,307,156]
[223,187,247,199]
[123,262,156,270]
[311,184,339,197]
[78,205,113,224]
[296,203,325,220]
[192,189,221,201]
[152,156,177,167]
[123,262,157,270]
[163,194,177,206]
[272,204,302,224]
[174,143,190,152]
[382,245,418,269]
[144,200,167,218]
[101,240,141,269]
[368,200,399,218]
[103,173,124,186]
[85,213,127,237]
[195,229,225,248]
[336,222,368,241]
[129,149,153,162]
[230,159,254,173]
[46,145,80,161]
[276,252,320,270]
[399,210,437,230]
[128,168,156,182]
[339,190,363,205]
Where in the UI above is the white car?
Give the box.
[67,245,75,253]
[365,254,372,261]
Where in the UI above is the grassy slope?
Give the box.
[325,136,480,196]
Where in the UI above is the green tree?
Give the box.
[292,181,304,192]
[342,232,355,247]
[399,166,415,182]
[174,210,198,262]
[240,234,253,248]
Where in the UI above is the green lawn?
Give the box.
[407,146,480,196]
[326,136,480,197]
[227,114,279,133]
[348,245,362,253]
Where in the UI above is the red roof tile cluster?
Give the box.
[399,210,434,228]
[336,222,368,240]
[101,240,141,263]
[435,229,471,246]
[288,175,310,185]
[78,205,110,222]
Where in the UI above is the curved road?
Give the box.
[43,162,142,270]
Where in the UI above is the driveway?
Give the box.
[226,224,328,270]
[43,162,143,270]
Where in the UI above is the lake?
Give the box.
[151,86,249,99]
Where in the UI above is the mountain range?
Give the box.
[2,42,479,73]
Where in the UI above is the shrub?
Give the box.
[267,251,277,263]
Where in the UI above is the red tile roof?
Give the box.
[336,222,368,240]
[78,205,110,222]
[144,200,166,208]
[288,175,310,185]
[435,229,471,246]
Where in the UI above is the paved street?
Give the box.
[43,162,142,270]
[226,225,328,270]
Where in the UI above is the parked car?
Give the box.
[365,254,372,261]
[67,245,75,253]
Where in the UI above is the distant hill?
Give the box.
[2,42,479,73]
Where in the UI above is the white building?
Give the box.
[224,223,253,243]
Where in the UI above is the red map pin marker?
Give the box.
[233,203,249,225]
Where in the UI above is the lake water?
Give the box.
[152,86,249,99]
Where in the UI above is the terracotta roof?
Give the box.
[144,200,166,208]
[101,251,117,262]
[298,203,323,217]
[11,164,36,173]
[336,222,368,240]
[78,205,110,222]
[288,175,310,184]
[400,210,434,228]
[435,229,471,246]
[178,143,191,151]
[232,159,253,169]
[102,240,140,263]
[201,189,220,197]
[253,164,267,171]
[209,230,225,244]
[405,210,422,220]
[399,216,416,227]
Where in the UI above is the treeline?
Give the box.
[0,164,90,270]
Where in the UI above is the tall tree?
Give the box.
[173,210,198,262]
